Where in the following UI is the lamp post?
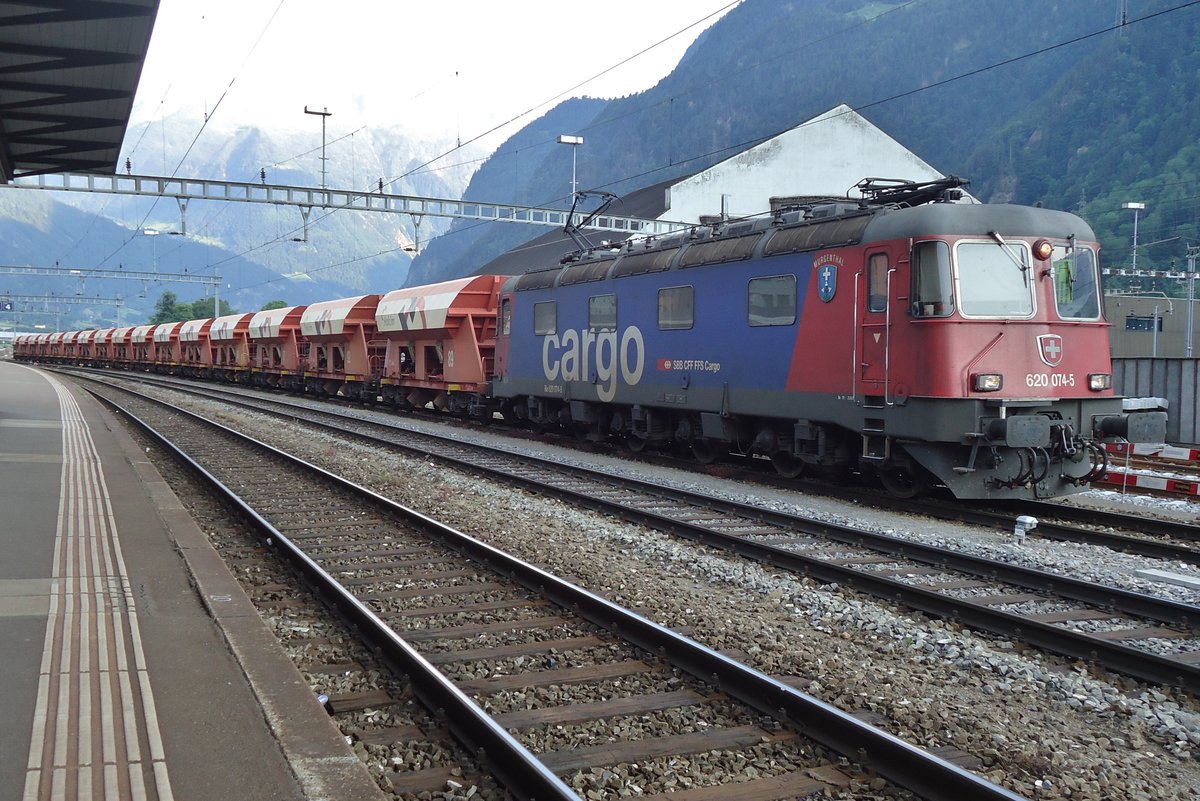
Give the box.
[1122,201,1145,270]
[304,106,332,189]
[1186,245,1198,359]
[1153,303,1161,357]
[1144,292,1173,358]
[558,134,584,198]
[142,228,159,272]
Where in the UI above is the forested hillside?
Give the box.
[408,0,1199,291]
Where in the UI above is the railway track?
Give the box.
[64,366,1200,558]
[83,379,1025,801]
[75,370,1200,693]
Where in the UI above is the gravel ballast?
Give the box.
[137,386,1200,800]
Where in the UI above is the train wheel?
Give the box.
[770,452,805,479]
[877,465,925,498]
[691,439,718,465]
[626,434,649,453]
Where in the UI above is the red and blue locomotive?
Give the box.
[491,178,1165,499]
[16,178,1165,500]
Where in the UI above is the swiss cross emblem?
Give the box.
[1037,334,1063,367]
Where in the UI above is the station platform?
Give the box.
[0,362,383,801]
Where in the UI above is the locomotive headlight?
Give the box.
[1088,373,1112,391]
[1033,239,1053,260]
[972,373,1004,392]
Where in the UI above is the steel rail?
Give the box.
[760,477,1200,563]
[84,381,1030,801]
[1018,499,1200,550]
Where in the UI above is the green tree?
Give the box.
[148,291,189,324]
[260,300,288,311]
[187,298,236,318]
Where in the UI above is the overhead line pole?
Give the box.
[304,106,333,190]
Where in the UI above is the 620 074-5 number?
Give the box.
[1026,373,1075,388]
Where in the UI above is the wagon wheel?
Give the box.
[877,464,926,498]
[626,434,649,453]
[770,452,806,479]
[691,438,718,465]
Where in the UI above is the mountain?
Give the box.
[0,113,481,327]
[405,0,1200,290]
[5,0,1199,329]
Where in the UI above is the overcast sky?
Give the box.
[133,0,738,150]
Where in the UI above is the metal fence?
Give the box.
[1112,358,1200,445]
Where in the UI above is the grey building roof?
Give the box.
[0,0,160,181]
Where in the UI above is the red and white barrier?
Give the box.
[1104,443,1200,463]
[1095,469,1200,497]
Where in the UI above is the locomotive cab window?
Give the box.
[1053,246,1101,320]
[534,301,556,335]
[658,286,694,330]
[911,240,954,317]
[748,275,796,326]
[956,240,1035,317]
[867,253,889,312]
[500,298,512,335]
[589,294,617,331]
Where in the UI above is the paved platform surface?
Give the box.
[0,362,382,801]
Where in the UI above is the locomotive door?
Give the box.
[859,251,891,394]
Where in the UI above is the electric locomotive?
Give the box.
[491,178,1166,500]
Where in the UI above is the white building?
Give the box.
[661,104,952,223]
[479,103,956,275]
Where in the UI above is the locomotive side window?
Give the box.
[957,241,1035,317]
[911,241,954,317]
[500,298,511,335]
[748,275,796,326]
[1053,246,1101,320]
[534,301,556,335]
[867,253,889,312]
[589,294,617,331]
[658,286,694,330]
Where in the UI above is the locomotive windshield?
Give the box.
[1052,245,1101,319]
[956,241,1035,317]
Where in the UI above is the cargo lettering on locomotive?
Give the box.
[542,325,646,402]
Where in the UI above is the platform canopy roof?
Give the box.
[0,0,160,181]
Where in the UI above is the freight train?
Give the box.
[14,177,1166,500]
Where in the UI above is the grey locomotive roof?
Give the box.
[861,202,1096,243]
[499,199,1097,294]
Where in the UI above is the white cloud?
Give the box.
[134,0,737,149]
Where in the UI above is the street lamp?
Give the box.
[1122,201,1145,270]
[558,134,584,198]
[1186,245,1198,359]
[304,106,332,189]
